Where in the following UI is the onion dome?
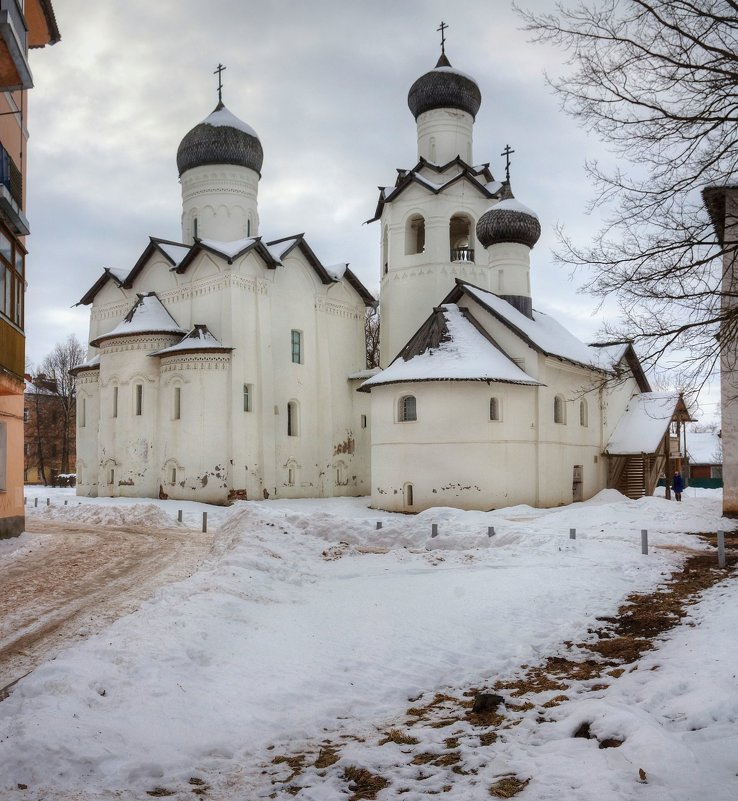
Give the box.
[176,101,264,177]
[408,53,482,121]
[476,192,542,250]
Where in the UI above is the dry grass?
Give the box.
[378,728,419,746]
[314,746,340,768]
[342,766,390,800]
[488,776,530,797]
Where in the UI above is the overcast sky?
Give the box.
[22,0,720,422]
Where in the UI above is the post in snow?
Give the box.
[431,523,438,538]
[488,526,495,537]
[641,529,649,555]
[569,528,576,540]
[202,511,208,533]
[717,530,726,569]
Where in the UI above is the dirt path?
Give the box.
[0,518,214,695]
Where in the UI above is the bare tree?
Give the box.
[39,334,85,474]
[518,0,738,388]
[365,305,380,368]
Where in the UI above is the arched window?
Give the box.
[489,397,501,421]
[173,385,181,421]
[579,399,588,427]
[404,483,414,507]
[287,401,299,436]
[405,214,425,255]
[554,395,566,424]
[398,395,417,422]
[450,214,474,262]
[335,460,348,486]
[286,459,298,486]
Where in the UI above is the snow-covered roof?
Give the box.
[491,198,539,220]
[687,431,722,464]
[325,262,348,281]
[156,242,190,267]
[199,237,259,260]
[360,304,540,391]
[461,284,612,371]
[265,236,300,261]
[202,105,260,139]
[348,368,380,381]
[150,325,231,357]
[90,293,185,347]
[605,392,681,455]
[69,354,100,374]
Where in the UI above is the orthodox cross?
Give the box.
[501,144,515,183]
[437,21,448,55]
[214,63,226,103]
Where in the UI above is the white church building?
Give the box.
[74,45,689,511]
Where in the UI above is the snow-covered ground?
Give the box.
[0,486,736,799]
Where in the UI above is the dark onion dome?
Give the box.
[176,101,264,177]
[407,53,482,121]
[476,197,542,249]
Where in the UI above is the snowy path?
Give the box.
[0,512,213,694]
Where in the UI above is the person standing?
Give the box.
[672,470,684,501]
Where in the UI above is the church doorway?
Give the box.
[572,465,583,502]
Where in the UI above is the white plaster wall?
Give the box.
[416,108,474,164]
[156,354,232,504]
[74,370,100,497]
[180,164,260,243]
[379,180,496,365]
[369,382,539,511]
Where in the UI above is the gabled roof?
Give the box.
[605,392,690,455]
[77,232,374,309]
[76,238,190,306]
[76,267,127,306]
[89,292,185,348]
[366,157,502,223]
[447,280,616,374]
[176,236,281,272]
[359,303,540,392]
[150,324,232,357]
[266,233,375,306]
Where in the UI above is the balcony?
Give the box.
[450,247,474,263]
[0,0,31,90]
[0,143,27,234]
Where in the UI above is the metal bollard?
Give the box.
[178,510,183,523]
[488,526,495,537]
[202,511,207,533]
[431,523,438,538]
[376,521,382,530]
[641,529,649,555]
[569,528,576,540]
[718,530,726,569]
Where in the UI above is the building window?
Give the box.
[193,217,198,239]
[405,214,425,255]
[173,386,181,420]
[554,395,566,424]
[291,329,302,364]
[398,395,417,422]
[170,466,177,484]
[450,214,474,262]
[0,226,24,329]
[243,384,253,412]
[579,399,588,427]
[360,414,367,428]
[23,407,29,422]
[135,384,143,416]
[107,467,115,485]
[404,482,414,507]
[80,397,86,428]
[287,462,297,486]
[489,397,501,421]
[336,460,347,486]
[112,386,118,418]
[287,401,299,436]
